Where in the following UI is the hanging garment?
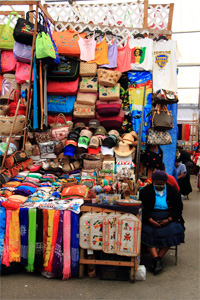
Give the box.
[88,34,109,65]
[128,71,152,148]
[99,37,118,68]
[43,66,48,127]
[182,124,185,141]
[129,37,153,71]
[2,210,12,267]
[62,211,71,280]
[33,56,38,130]
[9,209,21,263]
[114,36,131,72]
[34,208,43,271]
[185,124,190,141]
[0,207,6,270]
[43,209,48,262]
[52,210,64,278]
[26,208,37,272]
[71,212,80,277]
[152,40,178,92]
[19,208,29,267]
[44,209,54,267]
[78,33,96,61]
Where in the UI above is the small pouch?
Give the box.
[73,102,95,118]
[80,62,97,77]
[38,141,55,154]
[96,99,122,117]
[61,184,89,198]
[35,130,52,143]
[79,77,98,93]
[54,140,64,155]
[99,83,120,101]
[76,91,97,106]
[97,69,122,87]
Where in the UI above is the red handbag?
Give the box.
[47,77,79,95]
[15,61,33,84]
[96,110,125,129]
[96,99,122,117]
[1,50,17,74]
[48,114,72,125]
[7,89,26,116]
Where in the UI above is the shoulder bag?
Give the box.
[151,104,173,131]
[47,57,79,82]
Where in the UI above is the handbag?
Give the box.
[47,78,79,96]
[99,83,120,101]
[52,28,86,57]
[51,113,73,140]
[5,150,28,169]
[76,92,97,106]
[0,115,25,136]
[54,141,64,155]
[13,10,44,45]
[1,51,17,73]
[35,31,56,60]
[79,62,97,77]
[151,104,173,131]
[13,42,32,63]
[73,102,95,118]
[147,128,172,145]
[96,110,125,129]
[15,62,33,84]
[143,145,163,169]
[96,99,122,117]
[0,105,9,116]
[81,154,103,171]
[0,74,20,100]
[34,130,52,143]
[97,69,122,87]
[79,77,98,93]
[47,95,76,114]
[0,12,19,50]
[47,114,72,125]
[38,141,55,154]
[7,89,26,116]
[47,57,79,82]
[153,89,178,104]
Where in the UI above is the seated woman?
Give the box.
[139,170,185,275]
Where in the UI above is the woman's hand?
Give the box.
[158,219,170,227]
[149,218,161,228]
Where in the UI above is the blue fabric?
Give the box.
[19,208,29,267]
[154,185,168,210]
[142,210,185,247]
[176,163,186,177]
[47,95,76,114]
[17,186,37,194]
[172,166,178,183]
[0,207,6,270]
[161,103,177,176]
[33,56,39,129]
[71,212,80,277]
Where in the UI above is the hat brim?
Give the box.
[114,146,134,157]
[88,147,101,155]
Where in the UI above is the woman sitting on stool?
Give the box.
[139,171,185,275]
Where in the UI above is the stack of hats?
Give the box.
[114,131,138,162]
[101,129,119,157]
[64,131,79,157]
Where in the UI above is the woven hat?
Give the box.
[102,134,118,148]
[108,129,120,139]
[122,132,138,146]
[80,129,93,140]
[114,141,134,157]
[78,136,90,149]
[89,136,99,148]
[94,126,107,136]
[88,119,100,129]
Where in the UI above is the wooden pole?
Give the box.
[22,3,39,150]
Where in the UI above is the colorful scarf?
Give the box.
[26,208,37,272]
[19,208,29,266]
[2,210,12,267]
[45,210,60,273]
[62,211,71,280]
[9,209,21,263]
[44,209,54,267]
[71,212,80,277]
[34,208,43,271]
[43,209,48,262]
[52,210,64,278]
[0,207,6,270]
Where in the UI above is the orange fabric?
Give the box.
[52,28,86,57]
[167,175,180,191]
[7,195,28,203]
[61,184,89,198]
[114,36,131,72]
[9,209,21,263]
[88,35,109,65]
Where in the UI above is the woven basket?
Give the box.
[0,105,9,116]
[80,62,97,77]
[0,74,20,100]
[0,115,25,136]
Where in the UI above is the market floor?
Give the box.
[0,176,200,300]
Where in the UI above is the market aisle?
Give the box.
[1,176,199,300]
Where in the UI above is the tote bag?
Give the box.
[13,41,32,63]
[47,95,76,114]
[0,12,19,50]
[36,31,56,60]
[15,62,33,84]
[1,51,17,73]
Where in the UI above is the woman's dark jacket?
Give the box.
[139,183,185,228]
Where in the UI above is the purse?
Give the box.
[51,114,73,140]
[54,141,64,155]
[47,114,72,125]
[47,95,76,114]
[153,89,178,104]
[99,83,120,101]
[96,110,125,129]
[47,78,79,95]
[36,31,56,60]
[38,141,55,154]
[147,128,172,145]
[0,115,25,136]
[96,99,122,117]
[5,150,28,169]
[0,74,20,100]
[151,104,173,131]
[7,89,26,116]
[47,57,79,82]
[73,102,95,118]
[81,154,103,171]
[79,62,97,77]
[79,77,98,93]
[0,12,19,50]
[13,42,32,63]
[13,10,44,45]
[143,145,163,169]
[97,69,122,87]
[15,62,33,84]
[1,51,17,73]
[76,92,97,106]
[34,130,52,143]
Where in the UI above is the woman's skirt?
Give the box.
[142,210,185,248]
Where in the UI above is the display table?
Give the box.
[79,204,142,283]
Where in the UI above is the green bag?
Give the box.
[0,12,19,50]
[36,31,56,60]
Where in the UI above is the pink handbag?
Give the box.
[47,77,79,95]
[15,62,33,84]
[1,50,17,73]
[51,113,73,140]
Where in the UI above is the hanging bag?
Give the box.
[13,42,32,63]
[147,128,172,145]
[7,89,26,116]
[15,62,33,84]
[143,145,163,169]
[13,10,44,46]
[151,104,173,131]
[36,30,56,60]
[1,51,17,73]
[47,57,79,82]
[0,12,19,49]
[0,74,20,100]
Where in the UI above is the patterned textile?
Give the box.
[52,210,64,278]
[34,208,43,271]
[62,211,71,280]
[44,210,54,267]
[71,212,80,276]
[19,208,29,266]
[9,209,21,263]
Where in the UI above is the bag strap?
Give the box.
[7,12,19,25]
[44,18,53,39]
[26,10,44,25]
[56,113,67,125]
[7,89,24,106]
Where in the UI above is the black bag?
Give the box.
[143,145,163,169]
[47,57,79,82]
[13,10,44,45]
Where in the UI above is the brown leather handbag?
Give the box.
[151,104,173,131]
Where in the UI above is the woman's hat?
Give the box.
[108,129,120,139]
[152,171,168,182]
[102,134,118,148]
[114,141,135,157]
[122,131,138,146]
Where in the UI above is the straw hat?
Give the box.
[122,131,138,146]
[114,141,135,157]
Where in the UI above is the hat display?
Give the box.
[89,136,99,148]
[88,146,101,155]
[65,140,78,147]
[88,119,100,129]
[68,131,80,142]
[108,129,120,139]
[73,122,86,131]
[64,145,76,157]
[80,129,93,140]
[122,132,138,146]
[101,146,114,156]
[78,136,90,149]
[94,126,107,136]
[102,134,118,148]
[114,141,134,157]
